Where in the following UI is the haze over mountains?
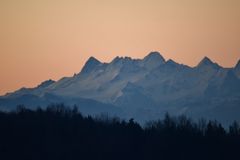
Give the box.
[1,52,240,124]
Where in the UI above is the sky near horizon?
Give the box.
[0,0,240,95]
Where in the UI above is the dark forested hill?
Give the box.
[0,104,239,160]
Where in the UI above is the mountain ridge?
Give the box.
[1,51,240,125]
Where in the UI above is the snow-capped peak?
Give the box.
[197,56,220,69]
[1,52,240,125]
[87,56,101,64]
[198,56,212,65]
[143,51,165,62]
[141,52,165,70]
[80,56,102,74]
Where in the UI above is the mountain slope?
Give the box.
[0,52,240,124]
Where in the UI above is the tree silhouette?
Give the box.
[0,104,239,160]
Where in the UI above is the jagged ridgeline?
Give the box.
[0,52,240,125]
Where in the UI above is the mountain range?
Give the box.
[1,52,240,125]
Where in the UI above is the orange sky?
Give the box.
[0,0,240,95]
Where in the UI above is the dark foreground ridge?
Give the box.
[0,104,240,160]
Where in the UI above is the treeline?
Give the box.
[0,104,239,160]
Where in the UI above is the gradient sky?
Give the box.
[0,0,240,95]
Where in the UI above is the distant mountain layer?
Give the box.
[1,52,240,125]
